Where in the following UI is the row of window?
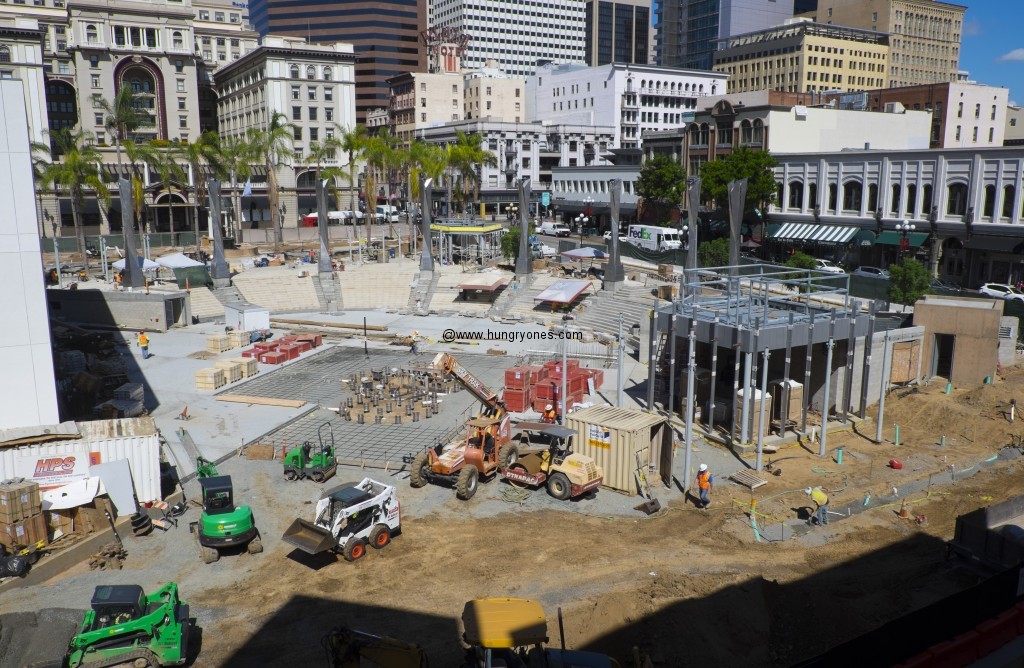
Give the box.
[554,180,636,195]
[289,64,335,81]
[196,10,241,23]
[291,106,335,122]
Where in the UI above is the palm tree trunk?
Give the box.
[71,191,89,273]
[268,163,281,251]
[192,198,201,252]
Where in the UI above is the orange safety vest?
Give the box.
[543,409,556,422]
[697,470,711,490]
[138,334,149,347]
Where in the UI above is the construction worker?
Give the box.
[694,463,713,510]
[542,404,557,424]
[136,331,150,360]
[806,486,830,526]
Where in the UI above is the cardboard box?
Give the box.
[75,497,115,535]
[47,508,83,538]
[0,513,48,549]
[195,367,227,391]
[0,480,42,524]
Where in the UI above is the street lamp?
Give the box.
[574,212,589,240]
[897,219,915,257]
[681,224,690,251]
[507,203,519,224]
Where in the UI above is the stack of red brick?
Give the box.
[240,334,323,365]
[502,361,603,413]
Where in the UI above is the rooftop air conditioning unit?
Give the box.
[884,102,906,114]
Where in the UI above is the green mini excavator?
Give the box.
[191,457,262,564]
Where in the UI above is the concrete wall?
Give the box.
[839,324,925,414]
[767,107,932,153]
[913,296,1001,386]
[999,316,1019,368]
[0,79,60,429]
[47,289,191,332]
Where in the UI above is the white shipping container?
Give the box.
[224,302,270,332]
[0,424,162,504]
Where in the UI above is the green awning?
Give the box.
[875,231,928,247]
[854,230,877,246]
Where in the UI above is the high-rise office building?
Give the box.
[656,0,795,69]
[249,0,426,123]
[584,0,653,66]
[803,0,966,88]
[429,0,586,78]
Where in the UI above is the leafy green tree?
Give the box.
[635,155,685,223]
[500,223,535,262]
[697,238,730,267]
[33,129,110,272]
[448,130,496,216]
[888,258,931,306]
[699,147,779,213]
[785,251,818,271]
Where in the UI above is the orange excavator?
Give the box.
[408,353,519,500]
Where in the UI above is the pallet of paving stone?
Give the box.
[195,368,227,391]
[220,357,259,378]
[206,335,233,354]
[227,331,252,348]
[213,360,244,384]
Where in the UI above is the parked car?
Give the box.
[852,266,890,279]
[814,259,845,274]
[602,231,629,242]
[930,278,961,293]
[530,242,557,259]
[979,283,1024,303]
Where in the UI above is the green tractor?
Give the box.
[191,458,262,564]
[283,422,337,482]
[63,582,191,668]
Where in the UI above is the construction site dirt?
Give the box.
[4,364,1024,667]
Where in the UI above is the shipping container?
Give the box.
[0,418,162,504]
[564,406,672,495]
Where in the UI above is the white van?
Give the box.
[375,205,400,223]
[626,225,682,252]
[537,221,571,237]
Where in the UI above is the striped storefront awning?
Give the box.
[770,222,860,244]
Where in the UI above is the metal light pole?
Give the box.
[561,314,572,421]
[897,219,915,261]
[682,321,696,491]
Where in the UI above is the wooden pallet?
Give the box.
[729,470,768,490]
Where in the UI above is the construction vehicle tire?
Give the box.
[546,472,572,501]
[456,466,479,500]
[311,470,325,483]
[498,444,519,469]
[343,538,367,561]
[410,452,431,488]
[284,469,297,481]
[369,524,391,549]
[247,534,263,555]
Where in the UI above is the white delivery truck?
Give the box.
[537,221,572,237]
[626,225,683,251]
[375,205,401,222]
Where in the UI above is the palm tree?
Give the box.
[124,140,151,235]
[306,135,347,226]
[34,128,110,272]
[179,131,223,250]
[141,143,187,235]
[339,125,368,250]
[217,134,254,241]
[405,139,446,254]
[449,130,496,218]
[97,87,153,178]
[247,113,294,250]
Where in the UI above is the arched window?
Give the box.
[640,79,646,89]
[752,119,764,143]
[699,123,709,145]
[842,181,863,212]
[86,25,98,44]
[788,181,803,210]
[1004,185,1016,219]
[171,30,183,50]
[322,66,332,81]
[983,184,996,218]
[689,123,700,144]
[699,84,704,93]
[946,183,968,216]
[740,119,752,144]
[808,183,818,210]
[0,45,10,63]
[867,183,879,212]
[290,64,299,79]
[827,183,838,211]
[922,184,933,213]
[906,184,917,216]
[685,83,690,92]
[306,65,316,79]
[890,184,901,214]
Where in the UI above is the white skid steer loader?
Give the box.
[282,478,400,562]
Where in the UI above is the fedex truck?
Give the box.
[626,225,682,252]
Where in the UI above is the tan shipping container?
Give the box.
[564,406,671,495]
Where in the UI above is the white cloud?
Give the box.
[963,20,982,37]
[1000,48,1024,62]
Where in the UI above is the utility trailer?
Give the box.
[282,478,400,562]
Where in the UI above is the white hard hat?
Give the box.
[698,463,708,472]
[805,487,813,495]
[546,404,553,411]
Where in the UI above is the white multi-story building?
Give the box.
[428,0,586,78]
[0,17,48,147]
[463,59,524,123]
[527,61,727,149]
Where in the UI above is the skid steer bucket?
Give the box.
[282,518,336,555]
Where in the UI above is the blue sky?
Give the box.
[935,3,1020,104]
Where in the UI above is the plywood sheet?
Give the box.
[216,394,307,408]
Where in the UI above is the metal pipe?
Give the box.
[756,346,770,471]
[842,311,857,423]
[667,314,678,418]
[616,313,625,408]
[731,336,741,443]
[782,312,794,432]
[820,338,834,457]
[858,301,877,418]
[647,308,657,411]
[740,350,752,444]
[802,317,814,434]
[875,328,892,443]
[708,316,720,434]
[561,317,568,421]
[683,321,697,491]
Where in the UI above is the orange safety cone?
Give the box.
[185,277,191,293]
